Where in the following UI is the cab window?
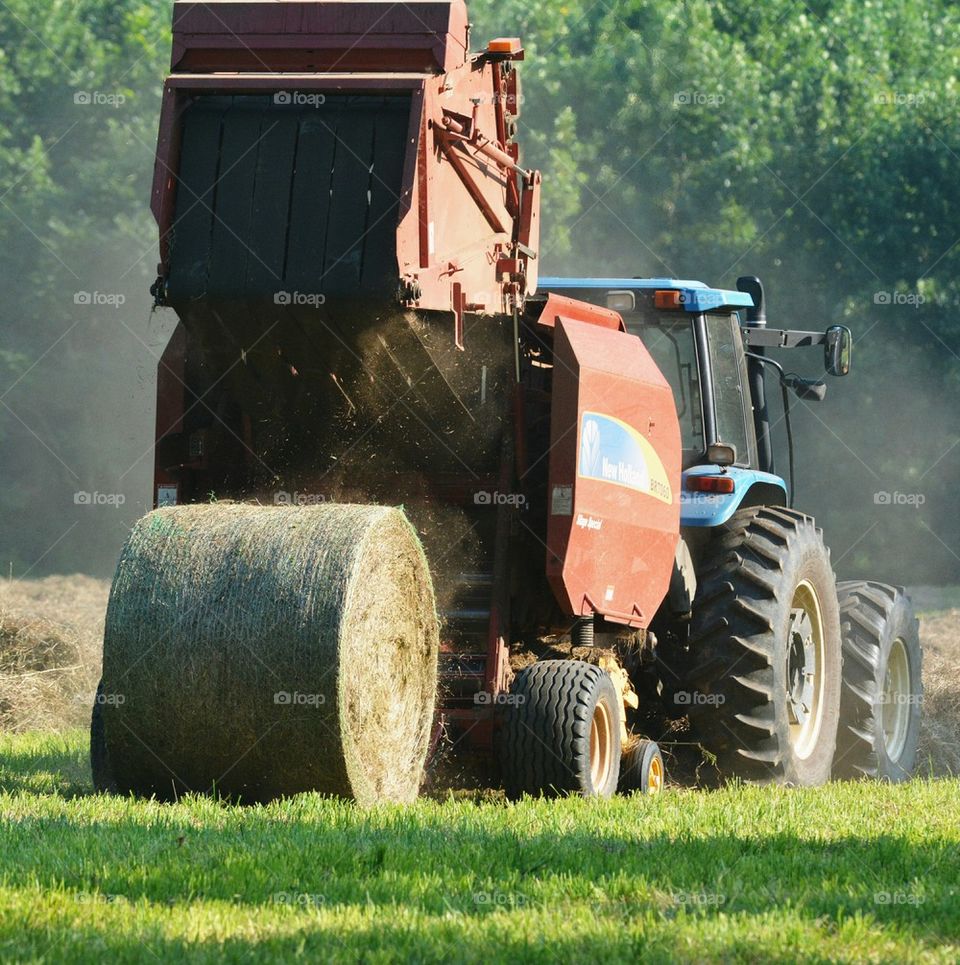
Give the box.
[622,313,705,466]
[705,313,757,467]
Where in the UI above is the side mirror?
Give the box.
[825,325,852,376]
[707,442,737,467]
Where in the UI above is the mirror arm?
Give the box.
[743,353,827,401]
[740,327,826,349]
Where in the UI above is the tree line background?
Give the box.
[1,0,958,584]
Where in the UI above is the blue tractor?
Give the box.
[537,275,923,786]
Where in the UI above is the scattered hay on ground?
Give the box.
[917,608,960,776]
[0,576,106,732]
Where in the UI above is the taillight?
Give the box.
[686,475,735,495]
[654,290,683,310]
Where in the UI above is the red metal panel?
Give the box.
[394,58,519,317]
[171,1,469,73]
[519,173,540,296]
[546,318,682,627]
[150,84,180,254]
[537,293,624,332]
[165,73,430,90]
[153,0,540,322]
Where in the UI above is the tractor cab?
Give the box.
[538,276,852,523]
[538,277,760,473]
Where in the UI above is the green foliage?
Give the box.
[0,0,170,574]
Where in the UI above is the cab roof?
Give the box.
[538,277,754,314]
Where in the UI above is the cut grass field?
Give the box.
[1,731,958,963]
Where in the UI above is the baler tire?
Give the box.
[685,506,842,786]
[90,679,117,794]
[499,659,621,799]
[619,738,665,795]
[833,582,922,782]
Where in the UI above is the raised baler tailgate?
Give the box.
[166,94,410,302]
[546,317,682,627]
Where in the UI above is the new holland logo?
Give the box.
[577,411,673,504]
[579,418,602,476]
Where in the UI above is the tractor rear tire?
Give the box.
[833,582,922,782]
[619,739,665,795]
[499,660,621,799]
[686,507,842,785]
[90,680,116,794]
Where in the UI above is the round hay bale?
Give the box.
[100,503,438,804]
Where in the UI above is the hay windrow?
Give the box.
[917,607,960,776]
[0,613,93,732]
[100,503,439,804]
[0,575,106,733]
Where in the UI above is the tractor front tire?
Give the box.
[499,660,621,799]
[833,582,922,782]
[686,507,842,786]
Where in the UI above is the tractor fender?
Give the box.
[679,467,787,528]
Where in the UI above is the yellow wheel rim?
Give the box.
[590,700,614,791]
[647,753,664,794]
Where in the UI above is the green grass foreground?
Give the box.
[0,731,957,963]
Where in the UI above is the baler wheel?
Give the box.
[498,659,621,799]
[832,582,922,782]
[618,739,665,795]
[685,506,842,785]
